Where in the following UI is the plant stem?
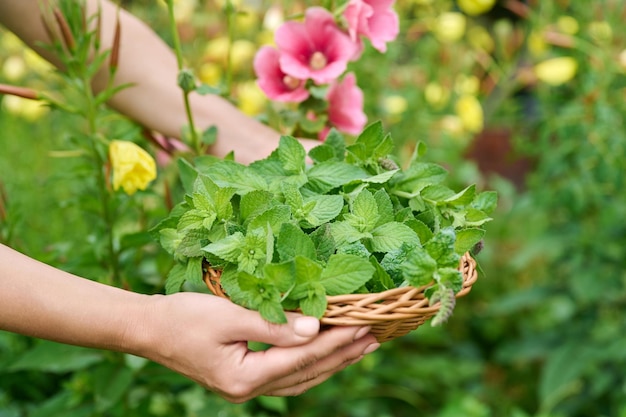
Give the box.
[165,0,201,155]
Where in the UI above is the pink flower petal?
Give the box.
[253,46,309,102]
[327,73,367,135]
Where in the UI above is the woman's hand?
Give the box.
[134,293,379,403]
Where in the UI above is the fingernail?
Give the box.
[362,343,380,355]
[294,316,320,337]
[353,326,371,341]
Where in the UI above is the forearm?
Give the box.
[0,0,283,163]
[0,244,147,353]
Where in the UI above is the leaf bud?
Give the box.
[177,69,197,94]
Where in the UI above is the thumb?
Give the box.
[228,308,321,347]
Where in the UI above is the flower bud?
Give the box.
[177,69,197,93]
[534,57,578,86]
[457,0,496,16]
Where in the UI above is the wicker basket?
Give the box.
[204,252,478,343]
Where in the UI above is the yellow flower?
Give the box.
[557,16,579,35]
[467,25,495,53]
[199,62,222,85]
[109,140,157,195]
[433,12,466,43]
[424,82,450,109]
[534,57,578,86]
[457,0,496,16]
[528,30,548,56]
[455,95,484,134]
[2,56,26,81]
[383,95,408,116]
[236,81,267,116]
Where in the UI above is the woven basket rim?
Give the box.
[203,252,478,342]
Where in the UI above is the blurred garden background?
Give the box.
[1,0,626,416]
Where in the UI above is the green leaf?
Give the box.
[351,189,379,230]
[424,227,459,267]
[350,121,385,160]
[438,267,464,292]
[422,184,456,203]
[370,222,420,253]
[471,190,498,214]
[240,190,275,223]
[323,128,346,160]
[178,209,216,232]
[93,363,134,412]
[159,228,182,257]
[309,223,336,263]
[290,256,324,299]
[277,222,317,261]
[308,143,337,163]
[185,257,204,286]
[367,257,396,292]
[277,135,306,173]
[247,205,292,235]
[201,125,218,145]
[392,162,448,194]
[455,228,485,254]
[402,246,438,287]
[372,189,393,226]
[263,261,296,292]
[306,162,369,193]
[8,341,103,373]
[361,169,399,184]
[165,263,186,294]
[259,299,288,324]
[330,221,369,248]
[201,161,268,194]
[443,184,476,206]
[299,283,328,318]
[177,157,199,194]
[177,229,209,258]
[202,232,244,263]
[320,254,375,295]
[429,287,456,327]
[405,218,433,244]
[302,194,344,227]
[465,208,493,227]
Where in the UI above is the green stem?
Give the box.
[165,0,201,155]
[82,72,121,287]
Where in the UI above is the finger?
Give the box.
[213,298,322,347]
[259,334,379,395]
[241,325,375,392]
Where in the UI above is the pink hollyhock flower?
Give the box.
[253,46,309,102]
[276,7,359,84]
[344,0,399,53]
[327,72,367,135]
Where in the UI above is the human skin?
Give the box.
[0,0,321,164]
[0,244,379,402]
[0,0,380,402]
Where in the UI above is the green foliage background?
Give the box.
[1,0,626,416]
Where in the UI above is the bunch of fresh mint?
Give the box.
[153,122,496,325]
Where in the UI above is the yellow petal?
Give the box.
[457,0,496,16]
[434,12,466,44]
[455,95,484,134]
[109,140,157,195]
[534,57,578,86]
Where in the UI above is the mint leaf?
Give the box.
[373,189,395,227]
[299,283,327,318]
[443,184,476,206]
[240,190,275,223]
[367,257,396,293]
[263,261,296,293]
[306,162,369,194]
[165,263,186,294]
[438,267,464,292]
[424,227,460,268]
[455,228,485,254]
[302,194,344,227]
[319,254,375,295]
[471,191,498,214]
[202,232,244,263]
[247,205,292,235]
[277,135,306,174]
[178,209,216,232]
[309,224,336,263]
[370,222,420,253]
[330,221,369,248]
[259,299,288,324]
[177,157,198,194]
[201,161,268,194]
[402,246,438,287]
[392,162,448,194]
[277,223,317,261]
[177,229,209,258]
